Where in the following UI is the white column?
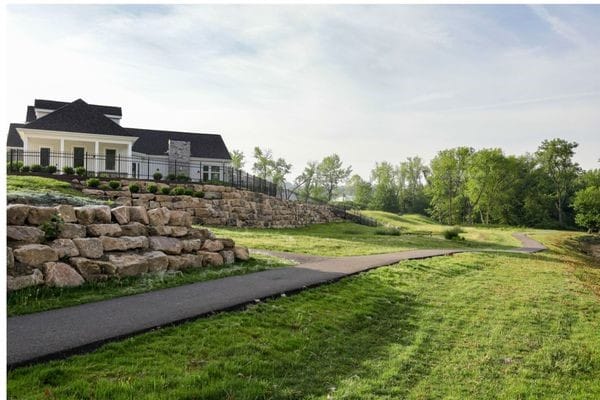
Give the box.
[59,138,64,172]
[23,136,29,166]
[127,142,132,178]
[94,141,100,176]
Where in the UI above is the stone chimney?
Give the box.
[167,140,191,176]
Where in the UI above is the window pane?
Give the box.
[40,148,50,167]
[73,147,84,168]
[105,149,116,170]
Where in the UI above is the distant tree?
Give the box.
[535,139,581,227]
[347,174,372,209]
[316,154,352,202]
[294,161,319,201]
[252,147,274,179]
[399,156,430,213]
[370,162,400,212]
[230,150,245,170]
[573,186,600,232]
[271,157,292,198]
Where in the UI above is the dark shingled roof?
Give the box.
[25,99,135,137]
[127,128,232,160]
[26,106,36,122]
[35,99,122,117]
[7,123,24,147]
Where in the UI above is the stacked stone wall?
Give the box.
[7,204,249,292]
[80,182,338,228]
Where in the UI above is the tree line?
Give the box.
[230,138,599,231]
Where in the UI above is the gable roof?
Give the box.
[7,123,24,147]
[24,99,135,137]
[127,127,231,160]
[34,99,122,117]
[25,106,36,122]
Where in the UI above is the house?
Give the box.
[7,98,232,181]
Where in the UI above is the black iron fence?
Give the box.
[7,149,277,197]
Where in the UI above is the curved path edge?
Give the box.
[7,234,545,368]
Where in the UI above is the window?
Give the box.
[40,148,50,167]
[73,147,85,168]
[202,165,210,181]
[105,149,116,171]
[211,166,220,181]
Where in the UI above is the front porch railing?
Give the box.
[7,149,278,197]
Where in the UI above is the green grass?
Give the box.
[8,233,600,399]
[8,254,293,316]
[7,175,105,205]
[208,215,527,257]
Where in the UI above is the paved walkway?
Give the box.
[7,233,545,368]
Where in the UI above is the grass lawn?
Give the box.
[8,254,293,316]
[208,212,530,257]
[7,175,104,205]
[8,232,600,399]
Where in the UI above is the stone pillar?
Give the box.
[167,140,191,177]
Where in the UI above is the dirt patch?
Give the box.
[577,235,600,261]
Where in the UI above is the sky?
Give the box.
[5,4,600,178]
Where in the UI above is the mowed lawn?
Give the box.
[210,213,525,257]
[8,233,600,399]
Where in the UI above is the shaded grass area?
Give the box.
[8,235,600,399]
[8,255,293,316]
[210,219,521,257]
[7,175,105,205]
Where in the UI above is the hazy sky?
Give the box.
[6,4,600,178]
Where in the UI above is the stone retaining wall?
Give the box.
[7,204,249,292]
[79,181,337,228]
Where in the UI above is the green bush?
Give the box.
[176,174,190,182]
[30,164,43,173]
[46,165,58,174]
[374,227,401,236]
[443,226,465,240]
[147,184,158,194]
[172,186,186,196]
[7,161,24,172]
[160,187,171,195]
[20,165,31,173]
[99,184,110,191]
[62,166,75,175]
[194,191,205,198]
[98,172,110,179]
[167,173,177,181]
[128,183,140,193]
[86,178,100,188]
[108,180,121,190]
[40,214,64,241]
[183,188,194,196]
[75,167,86,176]
[153,171,163,181]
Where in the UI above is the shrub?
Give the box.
[7,161,24,172]
[147,184,158,194]
[75,167,86,176]
[153,171,163,181]
[99,184,110,191]
[30,164,43,172]
[183,188,194,196]
[128,183,140,193]
[194,191,205,198]
[46,165,58,174]
[98,172,110,178]
[86,178,100,188]
[108,180,121,190]
[176,174,190,182]
[375,227,401,236]
[40,214,64,241]
[172,186,186,196]
[167,173,177,181]
[443,226,465,240]
[62,166,75,175]
[20,165,31,173]
[160,187,171,195]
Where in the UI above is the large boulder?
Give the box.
[128,206,149,224]
[69,257,116,281]
[13,244,58,266]
[50,239,80,258]
[147,207,170,226]
[7,248,14,272]
[72,238,104,259]
[86,224,123,237]
[170,226,188,237]
[149,236,183,255]
[217,238,236,249]
[7,269,44,291]
[108,253,149,277]
[199,251,224,267]
[166,254,203,271]
[100,236,149,252]
[233,246,250,261]
[55,205,77,223]
[58,223,87,239]
[7,204,30,225]
[7,226,45,244]
[27,206,57,225]
[220,250,235,265]
[169,211,192,227]
[43,262,85,288]
[74,205,111,225]
[186,227,211,240]
[145,251,169,273]
[120,222,148,236]
[111,206,130,225]
[148,226,173,236]
[201,239,224,253]
[182,239,203,253]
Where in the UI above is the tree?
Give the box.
[229,150,245,170]
[316,154,352,202]
[252,147,274,179]
[294,161,319,201]
[271,157,292,198]
[535,139,581,227]
[399,156,430,213]
[347,174,372,209]
[370,162,400,212]
[573,186,600,232]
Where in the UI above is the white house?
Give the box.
[7,98,232,181]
